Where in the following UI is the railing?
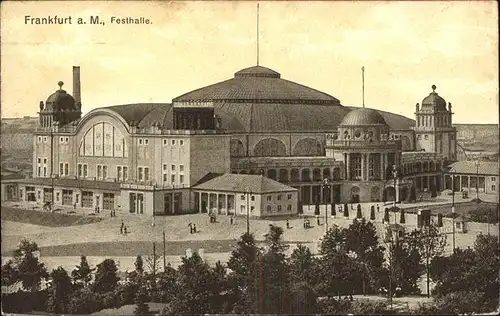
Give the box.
[326,140,400,148]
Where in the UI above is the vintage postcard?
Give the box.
[1,1,498,315]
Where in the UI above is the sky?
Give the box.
[1,0,498,123]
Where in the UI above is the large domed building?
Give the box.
[8,64,457,217]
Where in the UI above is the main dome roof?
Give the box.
[340,108,388,126]
[98,65,415,133]
[173,65,341,105]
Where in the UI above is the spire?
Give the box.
[257,3,260,66]
[362,66,365,108]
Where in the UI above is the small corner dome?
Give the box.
[45,81,76,111]
[421,85,446,110]
[340,108,387,126]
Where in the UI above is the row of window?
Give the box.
[163,164,185,173]
[37,136,70,144]
[266,204,293,212]
[240,194,293,201]
[138,138,185,146]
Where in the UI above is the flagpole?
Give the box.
[257,3,260,66]
[362,66,365,108]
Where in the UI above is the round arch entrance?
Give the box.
[349,186,361,203]
[383,186,396,202]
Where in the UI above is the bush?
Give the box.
[67,288,103,314]
[435,290,488,315]
[1,290,49,313]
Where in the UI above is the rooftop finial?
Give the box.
[256,3,260,66]
[58,81,64,89]
[431,84,436,92]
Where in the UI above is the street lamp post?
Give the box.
[152,184,156,227]
[246,189,250,235]
[323,178,331,233]
[475,158,480,200]
[392,165,398,208]
[451,172,456,253]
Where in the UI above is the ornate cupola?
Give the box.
[38,67,82,128]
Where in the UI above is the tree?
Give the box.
[226,232,262,312]
[46,266,73,314]
[135,255,144,275]
[257,224,293,314]
[152,264,177,303]
[345,219,386,295]
[386,233,423,295]
[317,225,360,298]
[166,252,224,315]
[134,286,150,316]
[289,244,316,286]
[11,239,48,292]
[71,255,94,288]
[1,260,19,286]
[431,234,499,311]
[93,259,120,294]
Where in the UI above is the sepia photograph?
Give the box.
[1,0,499,315]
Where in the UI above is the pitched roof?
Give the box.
[193,174,297,194]
[446,161,498,175]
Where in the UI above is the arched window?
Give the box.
[293,138,322,156]
[322,168,331,180]
[79,122,127,157]
[301,169,311,182]
[291,169,300,182]
[280,169,289,182]
[313,168,322,181]
[333,168,341,180]
[254,138,287,157]
[267,169,277,181]
[230,139,245,157]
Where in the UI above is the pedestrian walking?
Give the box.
[193,224,197,233]
[286,219,290,229]
[124,226,128,235]
[377,204,380,213]
[120,221,124,234]
[316,215,320,226]
[230,216,234,225]
[188,222,193,234]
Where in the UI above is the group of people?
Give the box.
[303,218,312,229]
[188,222,197,234]
[120,221,128,235]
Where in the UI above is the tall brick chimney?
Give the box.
[73,66,81,110]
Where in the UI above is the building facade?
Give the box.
[6,65,459,215]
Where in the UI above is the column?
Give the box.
[395,179,400,202]
[361,153,365,181]
[468,176,471,191]
[380,153,385,180]
[198,192,202,213]
[207,193,211,214]
[346,153,351,181]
